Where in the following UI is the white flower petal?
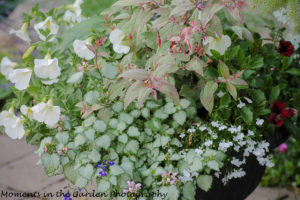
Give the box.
[34,16,59,41]
[34,58,61,79]
[32,103,61,126]
[5,118,25,140]
[9,68,32,90]
[113,44,130,54]
[109,29,125,45]
[204,34,231,56]
[1,57,17,79]
[73,40,95,60]
[41,78,59,85]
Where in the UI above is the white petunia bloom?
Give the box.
[41,78,59,85]
[34,57,61,80]
[64,0,84,23]
[8,68,32,90]
[73,39,95,60]
[237,101,245,108]
[109,29,130,54]
[21,105,34,120]
[34,16,59,41]
[9,23,31,44]
[0,57,17,79]
[217,91,225,98]
[256,118,264,126]
[0,110,25,140]
[32,102,61,127]
[203,34,231,56]
[244,97,253,104]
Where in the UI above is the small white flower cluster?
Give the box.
[183,120,274,183]
[273,8,300,49]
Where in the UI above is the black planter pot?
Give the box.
[195,127,291,200]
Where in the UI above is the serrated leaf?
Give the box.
[75,134,86,147]
[200,81,218,113]
[125,140,139,154]
[41,153,60,176]
[101,63,119,79]
[183,181,196,200]
[88,149,101,163]
[207,160,219,171]
[97,179,110,193]
[75,175,88,188]
[95,135,111,150]
[93,120,107,132]
[186,57,207,76]
[110,165,124,175]
[79,164,94,180]
[173,111,187,125]
[197,175,213,192]
[67,71,84,84]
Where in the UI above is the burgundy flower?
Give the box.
[271,100,286,115]
[280,108,298,119]
[267,113,284,127]
[277,40,294,57]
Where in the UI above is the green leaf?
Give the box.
[170,1,194,16]
[189,157,203,172]
[67,72,84,84]
[168,185,179,200]
[55,16,104,52]
[218,61,230,79]
[226,82,237,100]
[84,128,95,141]
[63,163,77,184]
[41,153,60,176]
[286,68,300,76]
[84,91,100,105]
[200,81,218,113]
[75,175,88,188]
[183,181,196,200]
[250,57,264,69]
[207,160,219,171]
[109,176,117,186]
[101,63,119,79]
[88,149,101,163]
[186,57,206,76]
[110,165,124,176]
[55,132,69,144]
[93,120,107,132]
[98,179,110,193]
[125,140,139,154]
[241,106,253,125]
[269,85,280,103]
[173,111,187,125]
[79,164,94,180]
[197,175,213,192]
[118,134,128,144]
[75,134,86,147]
[127,126,140,137]
[95,135,111,150]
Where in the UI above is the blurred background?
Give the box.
[0,0,299,199]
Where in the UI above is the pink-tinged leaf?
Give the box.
[235,70,244,78]
[119,69,149,81]
[218,61,230,79]
[201,4,224,26]
[97,108,111,123]
[170,1,194,16]
[186,57,207,76]
[81,109,94,119]
[75,101,85,108]
[169,36,181,43]
[124,81,145,109]
[86,44,95,54]
[230,78,248,87]
[108,79,130,100]
[226,82,237,100]
[155,79,180,106]
[98,52,110,58]
[200,81,218,113]
[137,88,152,108]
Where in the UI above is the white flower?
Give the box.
[203,34,231,56]
[21,105,34,120]
[237,101,245,108]
[256,118,264,126]
[1,57,17,79]
[217,91,225,98]
[9,23,31,44]
[34,57,61,80]
[199,126,207,131]
[178,170,193,183]
[195,148,203,155]
[218,141,233,152]
[0,110,25,140]
[211,121,220,128]
[41,79,59,85]
[32,102,61,127]
[8,68,32,90]
[218,125,227,131]
[109,29,130,54]
[64,0,84,23]
[34,16,59,41]
[204,140,213,147]
[73,39,95,60]
[248,130,254,136]
[187,126,195,133]
[179,133,185,138]
[244,97,253,104]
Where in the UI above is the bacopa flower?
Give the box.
[0,57,17,79]
[8,68,32,90]
[109,29,130,54]
[203,34,231,56]
[73,39,95,60]
[34,57,61,81]
[9,22,31,44]
[277,143,287,153]
[0,110,25,140]
[34,16,59,41]
[277,40,294,57]
[32,101,61,127]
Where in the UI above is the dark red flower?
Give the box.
[267,114,284,127]
[158,32,161,48]
[280,108,298,118]
[271,100,286,115]
[277,40,294,57]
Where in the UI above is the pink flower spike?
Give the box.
[44,147,47,153]
[167,178,170,182]
[123,190,129,193]
[79,66,84,71]
[170,180,175,185]
[162,172,167,177]
[135,183,142,189]
[278,143,287,153]
[158,32,161,48]
[270,67,275,71]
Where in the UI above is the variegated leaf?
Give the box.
[119,69,149,81]
[186,57,207,76]
[218,61,230,79]
[226,82,237,100]
[124,81,145,109]
[155,79,180,106]
[137,88,152,108]
[200,81,218,113]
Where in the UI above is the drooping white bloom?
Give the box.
[0,57,17,79]
[256,118,264,126]
[32,102,61,127]
[217,91,225,98]
[41,78,59,85]
[109,29,130,54]
[244,97,253,104]
[0,110,25,140]
[179,133,185,138]
[34,16,59,41]
[73,39,95,60]
[9,23,31,44]
[237,101,245,108]
[21,105,34,120]
[8,68,32,90]
[64,0,84,23]
[34,57,61,80]
[203,34,231,56]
